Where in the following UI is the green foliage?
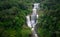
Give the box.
[0,0,60,37]
[38,0,60,37]
[21,25,31,37]
[0,0,32,37]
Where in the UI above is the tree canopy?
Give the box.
[0,0,60,37]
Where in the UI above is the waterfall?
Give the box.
[26,15,32,28]
[26,3,39,37]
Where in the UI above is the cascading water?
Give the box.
[26,15,31,28]
[26,3,39,37]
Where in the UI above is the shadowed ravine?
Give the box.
[26,3,39,37]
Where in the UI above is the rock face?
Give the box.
[26,3,39,37]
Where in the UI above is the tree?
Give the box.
[0,0,32,37]
[38,0,60,37]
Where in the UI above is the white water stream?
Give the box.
[26,3,39,37]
